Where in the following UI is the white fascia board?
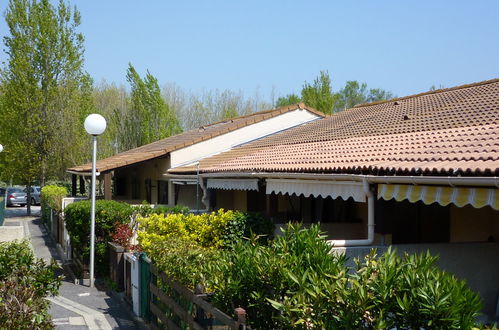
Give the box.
[170,109,320,169]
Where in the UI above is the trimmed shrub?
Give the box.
[64,200,133,276]
[41,185,68,224]
[138,209,274,251]
[138,209,235,250]
[0,240,61,329]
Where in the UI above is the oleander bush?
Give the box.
[41,185,68,224]
[143,221,484,329]
[0,240,61,329]
[64,200,133,275]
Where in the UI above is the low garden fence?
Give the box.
[113,249,248,330]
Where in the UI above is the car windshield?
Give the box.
[8,188,23,193]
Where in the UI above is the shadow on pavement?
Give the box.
[5,205,41,218]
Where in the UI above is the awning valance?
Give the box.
[171,179,198,185]
[207,178,259,191]
[266,179,366,202]
[378,184,499,210]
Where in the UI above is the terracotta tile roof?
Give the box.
[68,103,324,173]
[172,79,499,176]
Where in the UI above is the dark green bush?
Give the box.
[64,200,133,276]
[208,223,346,329]
[223,211,274,246]
[0,240,61,329]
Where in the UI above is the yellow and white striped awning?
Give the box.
[378,184,499,210]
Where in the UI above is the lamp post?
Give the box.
[84,114,106,288]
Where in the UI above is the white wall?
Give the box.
[170,109,320,168]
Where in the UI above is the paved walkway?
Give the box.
[3,207,140,330]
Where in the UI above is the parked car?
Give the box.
[6,187,27,207]
[25,186,41,206]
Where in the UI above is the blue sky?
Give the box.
[1,1,499,100]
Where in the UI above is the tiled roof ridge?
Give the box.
[352,78,499,109]
[199,102,325,129]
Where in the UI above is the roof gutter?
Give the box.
[196,172,499,188]
[67,170,100,177]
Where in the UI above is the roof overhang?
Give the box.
[66,170,100,177]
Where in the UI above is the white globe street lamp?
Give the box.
[0,144,3,153]
[84,114,106,288]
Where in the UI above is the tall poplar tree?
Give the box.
[120,64,181,150]
[0,0,89,213]
[301,70,337,115]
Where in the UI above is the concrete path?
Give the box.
[3,206,139,330]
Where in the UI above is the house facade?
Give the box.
[168,79,499,318]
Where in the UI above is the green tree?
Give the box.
[275,94,301,108]
[301,70,337,114]
[334,80,395,112]
[121,64,181,150]
[0,0,89,214]
[92,81,129,155]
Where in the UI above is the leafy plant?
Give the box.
[64,200,133,276]
[147,238,220,290]
[41,185,68,224]
[208,223,347,329]
[223,211,274,246]
[138,209,235,250]
[0,240,62,329]
[111,223,135,251]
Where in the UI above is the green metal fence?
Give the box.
[139,253,151,321]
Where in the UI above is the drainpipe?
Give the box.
[198,176,210,210]
[328,178,375,247]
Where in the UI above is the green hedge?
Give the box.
[146,223,483,329]
[64,200,133,276]
[41,185,68,224]
[0,240,61,329]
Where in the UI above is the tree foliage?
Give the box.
[275,93,301,108]
[120,63,181,150]
[0,0,90,185]
[275,72,395,114]
[301,70,337,114]
[334,80,395,112]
